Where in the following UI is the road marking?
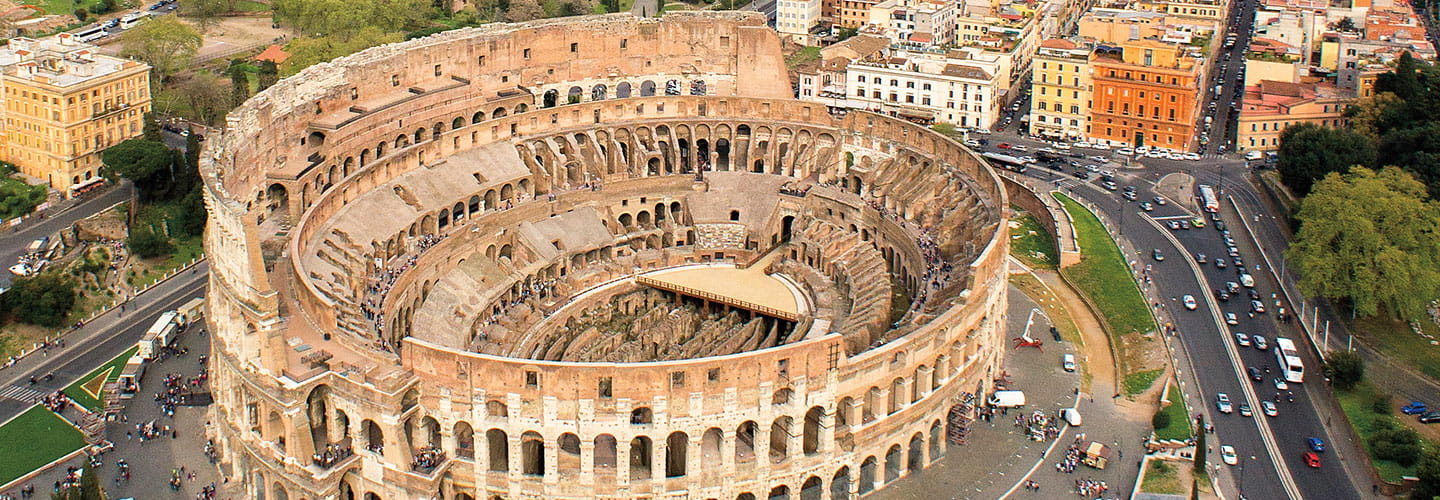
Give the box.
[0,384,45,403]
[1144,215,1303,500]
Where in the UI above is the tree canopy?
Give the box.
[119,17,202,85]
[179,0,231,34]
[3,273,77,327]
[283,27,404,76]
[272,0,428,41]
[1324,52,1440,198]
[1275,123,1376,195]
[102,139,176,199]
[1285,166,1440,320]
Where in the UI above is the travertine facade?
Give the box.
[201,12,1008,500]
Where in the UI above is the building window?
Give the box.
[570,43,578,52]
[523,48,531,59]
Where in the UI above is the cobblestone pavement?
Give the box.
[870,284,1086,500]
[3,322,225,499]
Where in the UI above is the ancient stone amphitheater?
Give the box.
[200,12,1009,500]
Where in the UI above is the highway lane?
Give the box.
[0,262,206,423]
[1037,164,1363,499]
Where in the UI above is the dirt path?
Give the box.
[1024,268,1116,396]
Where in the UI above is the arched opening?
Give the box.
[781,215,795,242]
[543,89,559,108]
[557,433,581,477]
[493,107,507,118]
[273,482,290,500]
[772,387,793,406]
[908,433,924,472]
[307,131,326,147]
[631,407,653,424]
[640,80,656,97]
[665,431,687,477]
[498,244,513,260]
[832,467,852,500]
[591,84,608,101]
[616,82,632,98]
[362,420,384,453]
[736,421,757,464]
[472,111,485,124]
[837,397,853,427]
[567,86,583,104]
[800,476,822,500]
[929,420,943,461]
[514,103,528,113]
[769,416,791,463]
[767,485,790,500]
[701,428,722,474]
[729,210,740,221]
[690,79,707,96]
[629,436,652,480]
[594,434,618,480]
[646,157,661,176]
[859,456,878,494]
[884,444,903,483]
[454,422,474,459]
[889,378,904,415]
[664,79,680,96]
[803,406,824,455]
[486,429,508,472]
[521,431,544,476]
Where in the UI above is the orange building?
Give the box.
[1088,40,1203,150]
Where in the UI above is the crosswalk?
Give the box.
[0,384,47,403]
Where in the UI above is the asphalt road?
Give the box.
[0,184,133,289]
[0,262,207,424]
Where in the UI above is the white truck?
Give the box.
[989,390,1026,408]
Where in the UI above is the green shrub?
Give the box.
[1152,409,1172,431]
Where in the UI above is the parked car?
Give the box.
[1402,401,1428,415]
[1216,258,1227,269]
[1420,412,1440,424]
[1251,300,1266,314]
[1217,289,1231,301]
[1216,393,1233,413]
[1062,353,1076,372]
[1051,326,1062,342]
[1140,201,1154,211]
[1196,253,1207,263]
[1154,196,1167,205]
[1153,249,1165,261]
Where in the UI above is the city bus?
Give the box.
[120,12,149,30]
[1198,184,1220,213]
[981,152,1030,173]
[1274,337,1304,383]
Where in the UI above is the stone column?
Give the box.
[616,436,632,488]
[544,440,559,486]
[580,440,595,487]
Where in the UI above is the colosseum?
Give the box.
[199,11,1010,500]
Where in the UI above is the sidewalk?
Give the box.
[870,283,1088,500]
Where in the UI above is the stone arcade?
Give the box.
[200,12,1011,500]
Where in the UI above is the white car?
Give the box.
[1054,142,1072,150]
[1225,312,1239,325]
[1221,445,1239,465]
[964,139,981,147]
[1092,142,1111,150]
[1071,141,1091,149]
[1090,155,1108,163]
[1063,353,1076,372]
[1167,152,1185,161]
[1146,150,1167,158]
[1183,152,1201,161]
[1010,144,1029,152]
[1183,295,1198,310]
[1116,147,1134,156]
[1136,145,1151,155]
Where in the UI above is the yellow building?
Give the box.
[0,34,151,195]
[1237,79,1352,151]
[1030,38,1092,140]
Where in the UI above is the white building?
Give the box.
[865,0,957,46]
[845,47,1004,128]
[777,0,823,43]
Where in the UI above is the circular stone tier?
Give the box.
[200,12,1010,500]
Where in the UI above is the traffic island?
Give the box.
[63,346,138,413]
[0,405,86,488]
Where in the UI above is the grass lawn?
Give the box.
[63,346,138,412]
[1142,460,1184,495]
[1010,211,1058,270]
[1123,368,1163,397]
[1336,381,1428,482]
[36,0,102,18]
[785,46,821,71]
[1054,192,1159,393]
[232,0,272,11]
[1154,381,1192,441]
[1347,313,1440,381]
[0,406,86,486]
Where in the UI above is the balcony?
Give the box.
[312,440,356,470]
[411,446,447,474]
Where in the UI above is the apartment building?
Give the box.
[866,0,957,46]
[846,47,1004,128]
[0,34,151,195]
[1237,79,1351,151]
[1030,38,1093,140]
[1089,39,1202,149]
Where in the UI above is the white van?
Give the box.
[1062,353,1076,372]
[990,390,1026,408]
[1060,408,1082,426]
[1245,150,1263,161]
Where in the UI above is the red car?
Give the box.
[1303,452,1321,468]
[997,143,1012,149]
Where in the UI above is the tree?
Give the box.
[1324,350,1365,390]
[228,63,250,107]
[1415,449,1440,500]
[1275,123,1376,195]
[102,139,176,200]
[256,60,279,92]
[557,0,583,16]
[170,187,207,238]
[142,111,162,142]
[1375,51,1424,102]
[1286,166,1440,320]
[74,8,88,22]
[1344,92,1406,141]
[180,0,231,34]
[119,17,202,85]
[0,179,47,219]
[174,71,231,125]
[502,0,544,21]
[1370,425,1422,467]
[2,273,77,327]
[1151,409,1171,431]
[282,28,404,76]
[128,226,174,258]
[1332,17,1358,32]
[272,0,428,41]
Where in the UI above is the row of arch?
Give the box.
[541,79,708,107]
